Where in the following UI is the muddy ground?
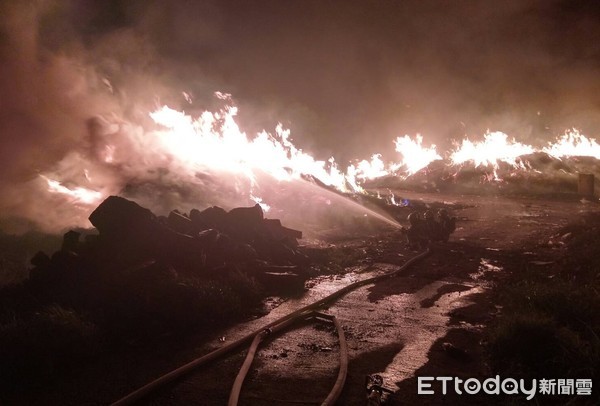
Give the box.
[14,191,599,405]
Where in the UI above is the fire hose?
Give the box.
[228,311,348,406]
[111,248,431,406]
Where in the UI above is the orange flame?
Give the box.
[393,135,442,175]
[42,94,600,212]
[543,129,600,159]
[150,105,350,190]
[450,131,534,169]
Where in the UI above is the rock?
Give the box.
[263,219,302,241]
[227,204,264,226]
[167,210,194,235]
[31,251,50,268]
[61,230,81,252]
[89,196,158,237]
[87,196,303,273]
[442,342,471,361]
[189,206,228,231]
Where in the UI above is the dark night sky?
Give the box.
[2,0,600,169]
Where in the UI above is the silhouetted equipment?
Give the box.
[578,173,595,198]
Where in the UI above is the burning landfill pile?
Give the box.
[23,103,600,238]
[5,98,600,320]
[364,130,600,197]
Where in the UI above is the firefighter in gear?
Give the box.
[403,209,457,248]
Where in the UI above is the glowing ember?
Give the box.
[450,131,534,169]
[393,135,442,175]
[542,129,600,159]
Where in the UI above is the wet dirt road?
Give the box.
[141,192,598,405]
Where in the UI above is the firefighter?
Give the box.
[437,208,456,242]
[423,209,437,240]
[404,212,428,249]
[404,209,457,248]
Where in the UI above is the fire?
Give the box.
[353,154,388,181]
[393,135,442,175]
[542,129,600,159]
[43,176,103,205]
[41,91,600,224]
[450,131,534,169]
[150,105,350,190]
[345,154,389,192]
[250,194,271,213]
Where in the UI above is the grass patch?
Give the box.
[0,305,98,392]
[0,260,266,392]
[487,213,600,402]
[490,311,597,379]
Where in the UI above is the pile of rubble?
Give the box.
[30,196,308,295]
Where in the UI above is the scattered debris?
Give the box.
[470,258,503,280]
[29,195,309,296]
[529,260,554,266]
[560,232,573,241]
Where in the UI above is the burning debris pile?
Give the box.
[364,131,600,197]
[8,85,599,235]
[369,151,600,197]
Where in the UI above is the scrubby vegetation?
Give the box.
[0,304,98,392]
[0,258,265,393]
[488,213,600,403]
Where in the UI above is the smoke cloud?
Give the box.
[1,0,599,233]
[0,1,179,231]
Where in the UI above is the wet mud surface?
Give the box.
[138,193,597,405]
[22,192,599,405]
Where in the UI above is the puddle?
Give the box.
[218,265,395,344]
[378,282,484,388]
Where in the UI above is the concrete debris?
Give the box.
[29,196,308,296]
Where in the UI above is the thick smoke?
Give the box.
[145,0,600,159]
[0,1,109,232]
[0,0,217,232]
[1,0,599,233]
[0,1,386,234]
